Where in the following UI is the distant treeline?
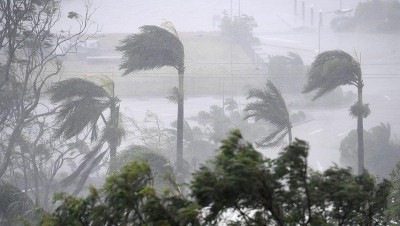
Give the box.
[331,0,400,33]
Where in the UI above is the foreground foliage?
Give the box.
[41,130,391,225]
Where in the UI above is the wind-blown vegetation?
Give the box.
[244,81,293,147]
[49,77,124,194]
[0,0,400,224]
[303,50,369,175]
[117,24,187,179]
[41,130,391,226]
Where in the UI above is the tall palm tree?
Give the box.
[303,50,369,175]
[49,77,124,194]
[244,81,292,147]
[116,24,185,177]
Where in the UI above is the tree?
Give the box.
[0,181,42,225]
[0,0,95,179]
[331,0,400,33]
[386,161,400,224]
[40,161,200,226]
[268,52,306,93]
[191,130,391,225]
[113,145,176,193]
[49,77,124,194]
[268,52,304,76]
[340,123,400,179]
[219,12,258,46]
[41,130,391,225]
[244,81,292,147]
[8,115,88,209]
[117,24,186,178]
[303,50,369,175]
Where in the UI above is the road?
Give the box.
[119,93,400,171]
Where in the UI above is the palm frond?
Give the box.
[72,150,108,194]
[167,119,194,142]
[287,52,304,67]
[224,97,238,112]
[349,102,370,118]
[161,20,179,38]
[54,97,110,140]
[256,126,288,148]
[303,50,362,100]
[0,181,38,222]
[50,78,114,140]
[117,25,184,75]
[244,81,290,126]
[49,78,110,103]
[60,136,108,187]
[244,81,292,147]
[87,76,116,97]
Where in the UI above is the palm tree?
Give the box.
[244,81,292,147]
[113,145,176,193]
[116,24,185,177]
[49,77,124,194]
[0,181,39,224]
[303,50,369,175]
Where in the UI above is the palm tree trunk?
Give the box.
[108,103,118,174]
[176,72,184,178]
[288,126,293,144]
[109,144,117,173]
[357,85,364,175]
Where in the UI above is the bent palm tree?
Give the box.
[244,81,292,147]
[117,24,185,177]
[49,77,124,194]
[303,50,369,175]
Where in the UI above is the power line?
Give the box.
[62,59,400,67]
[59,73,400,79]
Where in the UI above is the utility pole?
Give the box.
[294,0,297,24]
[310,5,314,26]
[238,0,241,17]
[302,0,305,24]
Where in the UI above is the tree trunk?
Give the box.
[109,144,117,173]
[108,102,118,174]
[176,72,184,179]
[288,126,293,144]
[357,85,365,175]
[0,125,23,178]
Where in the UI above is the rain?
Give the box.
[1,0,400,224]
